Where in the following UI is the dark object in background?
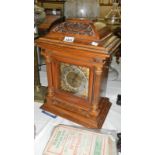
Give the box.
[116,94,121,105]
[117,132,121,152]
[38,15,65,36]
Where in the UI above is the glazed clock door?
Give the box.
[59,62,90,99]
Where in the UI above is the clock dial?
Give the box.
[60,62,89,98]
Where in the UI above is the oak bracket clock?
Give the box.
[35,18,121,128]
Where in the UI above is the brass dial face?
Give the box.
[60,63,89,98]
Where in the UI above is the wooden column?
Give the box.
[91,64,103,116]
[42,49,54,97]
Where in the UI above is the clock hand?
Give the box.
[71,73,78,83]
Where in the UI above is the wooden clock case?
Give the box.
[35,18,121,128]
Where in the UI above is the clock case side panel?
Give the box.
[100,60,110,97]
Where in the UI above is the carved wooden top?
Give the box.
[52,21,95,36]
[36,18,121,56]
[45,18,112,42]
